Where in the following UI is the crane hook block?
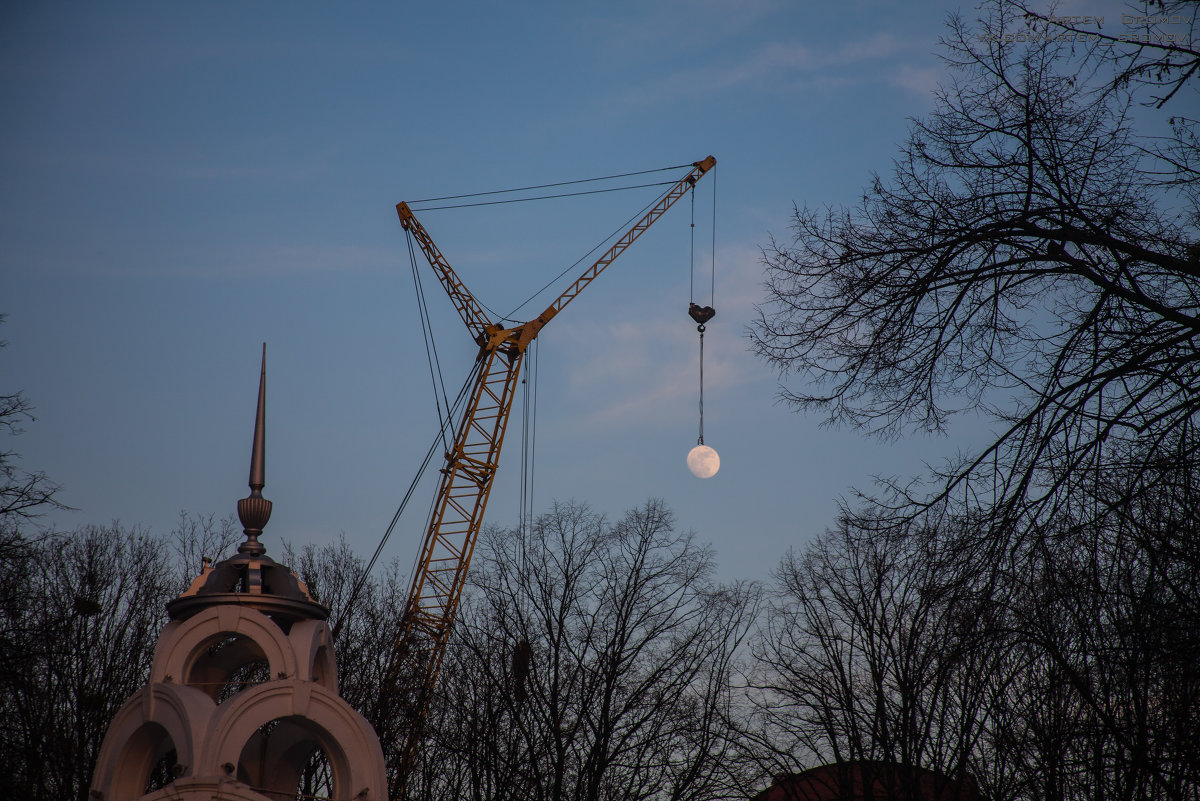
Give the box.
[689,303,716,326]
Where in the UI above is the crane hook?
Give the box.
[688,302,715,329]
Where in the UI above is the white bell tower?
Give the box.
[90,348,387,801]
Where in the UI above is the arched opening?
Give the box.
[296,745,335,801]
[311,643,332,689]
[237,716,343,801]
[144,745,180,794]
[186,634,272,703]
[107,722,178,801]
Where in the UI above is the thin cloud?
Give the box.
[592,0,783,58]
[888,64,942,98]
[560,241,765,429]
[566,316,746,429]
[614,32,914,108]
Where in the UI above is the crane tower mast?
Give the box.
[385,156,715,792]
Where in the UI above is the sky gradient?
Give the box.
[3,0,1085,581]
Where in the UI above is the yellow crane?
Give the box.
[382,156,716,794]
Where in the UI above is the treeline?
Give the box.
[2,493,1198,801]
[0,514,242,799]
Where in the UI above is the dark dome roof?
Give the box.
[167,550,327,624]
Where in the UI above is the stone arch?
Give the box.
[236,716,340,799]
[151,606,297,699]
[101,721,176,801]
[91,684,214,801]
[310,643,335,694]
[188,635,276,703]
[289,618,338,692]
[204,682,387,801]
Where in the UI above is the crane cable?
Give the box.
[406,162,690,206]
[698,328,706,446]
[408,164,689,324]
[519,340,538,538]
[504,182,674,321]
[687,168,718,446]
[409,180,678,212]
[508,182,681,526]
[332,360,480,639]
[332,273,484,639]
[407,229,453,451]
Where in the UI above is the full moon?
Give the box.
[686,445,720,479]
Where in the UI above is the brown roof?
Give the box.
[752,761,980,801]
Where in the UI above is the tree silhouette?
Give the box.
[750,3,1200,798]
[752,0,1198,546]
[412,500,760,801]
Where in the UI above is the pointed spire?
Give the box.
[249,343,266,492]
[237,343,271,555]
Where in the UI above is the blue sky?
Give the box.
[3,0,1074,581]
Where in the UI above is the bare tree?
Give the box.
[748,482,1200,801]
[170,510,240,579]
[0,315,66,560]
[0,514,240,801]
[995,449,1200,800]
[0,387,63,535]
[411,500,760,801]
[751,0,1199,537]
[746,517,1003,800]
[1019,0,1200,109]
[749,5,1199,796]
[0,524,172,800]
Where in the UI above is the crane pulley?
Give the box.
[381,156,716,796]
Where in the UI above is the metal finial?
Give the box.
[237,343,271,555]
